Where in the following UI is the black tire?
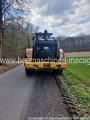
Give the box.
[53,69,63,75]
[59,69,63,75]
[25,69,35,75]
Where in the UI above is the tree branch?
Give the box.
[3,3,12,14]
[2,0,7,4]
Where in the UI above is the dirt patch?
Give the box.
[65,51,90,57]
[55,75,79,118]
[0,64,21,74]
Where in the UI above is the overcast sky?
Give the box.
[29,0,90,36]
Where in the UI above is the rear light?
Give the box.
[27,64,30,66]
[56,65,61,68]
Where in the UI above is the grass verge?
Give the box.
[62,57,90,117]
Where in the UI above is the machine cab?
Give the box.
[35,30,53,40]
[35,33,53,40]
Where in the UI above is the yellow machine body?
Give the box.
[24,48,67,70]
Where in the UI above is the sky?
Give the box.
[29,0,90,36]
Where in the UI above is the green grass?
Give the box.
[66,57,90,87]
[63,57,90,115]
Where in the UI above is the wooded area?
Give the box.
[0,0,90,59]
[58,35,90,52]
[0,0,39,58]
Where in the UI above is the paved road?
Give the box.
[0,65,70,120]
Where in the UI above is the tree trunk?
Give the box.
[0,0,3,58]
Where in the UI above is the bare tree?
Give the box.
[0,0,33,58]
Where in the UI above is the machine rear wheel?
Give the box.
[53,69,63,75]
[25,69,35,75]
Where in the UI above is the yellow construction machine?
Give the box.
[24,30,67,75]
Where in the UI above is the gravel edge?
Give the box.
[54,75,83,120]
[0,64,21,74]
